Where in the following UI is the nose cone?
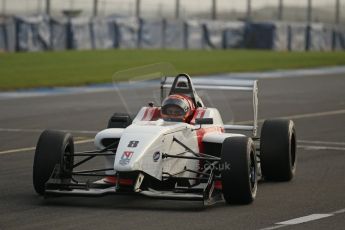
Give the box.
[114,125,165,173]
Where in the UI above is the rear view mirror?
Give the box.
[195,118,213,125]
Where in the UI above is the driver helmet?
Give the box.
[161,94,195,122]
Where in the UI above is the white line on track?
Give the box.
[275,109,345,120]
[1,109,344,156]
[0,128,97,134]
[276,214,333,225]
[332,209,345,214]
[298,144,345,151]
[298,140,345,146]
[0,109,344,135]
[0,139,94,156]
[234,109,345,125]
[260,208,345,230]
[0,146,37,155]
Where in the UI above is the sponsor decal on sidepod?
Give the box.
[119,151,134,165]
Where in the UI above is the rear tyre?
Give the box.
[107,113,133,128]
[33,130,74,195]
[220,137,257,205]
[260,119,296,181]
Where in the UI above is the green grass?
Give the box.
[1,49,345,90]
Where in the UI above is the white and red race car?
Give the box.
[33,65,296,206]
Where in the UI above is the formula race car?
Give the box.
[33,65,296,206]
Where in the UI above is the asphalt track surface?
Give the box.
[0,74,345,230]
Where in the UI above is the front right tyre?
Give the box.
[220,137,257,205]
[33,130,74,195]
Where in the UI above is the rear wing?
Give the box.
[162,76,259,137]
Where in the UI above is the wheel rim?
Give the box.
[62,144,73,177]
[290,132,296,170]
[249,150,257,193]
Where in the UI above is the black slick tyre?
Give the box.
[260,119,297,181]
[33,130,74,195]
[220,137,257,205]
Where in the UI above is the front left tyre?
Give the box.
[260,119,296,181]
[107,113,133,128]
[33,130,74,195]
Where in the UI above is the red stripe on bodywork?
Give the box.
[190,108,206,124]
[196,126,223,153]
[198,110,206,118]
[195,126,224,188]
[118,178,134,186]
[104,176,134,186]
[104,176,116,184]
[192,109,224,185]
[150,108,161,121]
[141,107,161,121]
[142,108,149,120]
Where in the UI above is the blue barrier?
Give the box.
[0,15,344,52]
[203,21,246,49]
[164,20,185,49]
[0,23,6,51]
[14,15,51,51]
[92,17,117,49]
[332,27,345,50]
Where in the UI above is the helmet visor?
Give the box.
[163,105,186,116]
[161,96,189,117]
